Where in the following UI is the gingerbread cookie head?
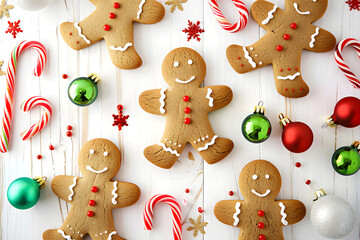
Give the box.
[162,47,206,87]
[287,0,328,22]
[239,160,282,200]
[78,138,121,180]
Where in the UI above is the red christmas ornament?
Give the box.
[279,113,314,153]
[323,97,360,128]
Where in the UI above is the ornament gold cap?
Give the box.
[279,113,291,128]
[88,73,101,84]
[352,141,360,151]
[322,116,336,128]
[313,189,327,201]
[33,176,47,189]
[254,101,265,114]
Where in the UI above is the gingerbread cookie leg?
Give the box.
[133,0,165,24]
[89,229,125,240]
[214,200,244,227]
[43,227,84,240]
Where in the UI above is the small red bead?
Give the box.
[109,12,116,19]
[88,200,96,206]
[69,32,72,35]
[66,131,72,137]
[306,180,311,185]
[67,125,72,130]
[91,186,98,192]
[240,64,244,66]
[285,88,288,91]
[295,67,298,70]
[259,235,266,240]
[229,191,234,196]
[237,57,241,60]
[276,45,283,51]
[103,24,110,31]
[184,107,191,114]
[258,222,265,229]
[37,155,42,160]
[113,2,120,8]
[258,210,265,217]
[87,211,94,217]
[300,87,304,90]
[292,89,295,91]
[288,68,291,71]
[183,96,190,102]
[184,118,191,124]
[49,145,54,150]
[62,74,68,79]
[198,207,204,213]
[76,41,79,44]
[290,23,297,29]
[283,34,290,40]
[185,188,190,193]
[280,69,283,72]
[295,162,301,168]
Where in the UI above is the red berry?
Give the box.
[259,235,266,240]
[37,155,42,160]
[113,2,120,8]
[258,222,265,229]
[258,210,265,217]
[306,180,311,185]
[109,12,116,19]
[88,200,96,206]
[295,162,301,168]
[183,95,190,102]
[276,45,283,51]
[198,207,204,213]
[228,191,234,196]
[184,107,191,114]
[62,74,68,79]
[184,118,191,124]
[49,145,55,150]
[103,24,110,31]
[91,186,98,192]
[87,211,94,217]
[66,131,72,137]
[67,125,72,130]
[290,23,297,29]
[283,34,290,40]
[185,188,190,193]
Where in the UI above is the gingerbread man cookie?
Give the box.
[60,0,165,70]
[139,47,234,169]
[214,160,306,240]
[227,0,336,98]
[43,138,140,240]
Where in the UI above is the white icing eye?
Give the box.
[265,174,270,179]
[103,152,109,157]
[89,149,94,154]
[173,61,179,67]
[188,59,193,65]
[252,175,258,180]
[250,47,254,50]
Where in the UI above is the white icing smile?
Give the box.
[86,165,108,174]
[293,3,310,15]
[251,189,271,197]
[175,76,196,84]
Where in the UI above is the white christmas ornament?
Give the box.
[311,189,355,239]
[13,0,50,11]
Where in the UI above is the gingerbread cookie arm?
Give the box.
[107,181,141,208]
[133,0,165,24]
[200,86,233,112]
[51,175,80,203]
[276,200,306,226]
[139,89,167,116]
[250,0,284,29]
[303,26,336,53]
[214,200,244,227]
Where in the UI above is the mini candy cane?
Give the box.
[144,194,182,240]
[208,0,249,33]
[0,41,47,153]
[20,96,52,141]
[334,38,360,88]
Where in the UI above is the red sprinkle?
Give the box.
[62,74,68,79]
[69,32,72,35]
[283,34,290,40]
[76,41,79,44]
[258,222,265,229]
[113,2,120,8]
[183,96,190,102]
[295,162,301,168]
[228,191,234,196]
[184,118,191,124]
[306,180,311,185]
[88,200,96,206]
[91,186,98,192]
[292,89,295,91]
[237,57,241,60]
[67,125,72,130]
[295,67,298,70]
[280,69,283,72]
[285,88,288,91]
[300,87,304,90]
[66,131,72,137]
[49,145,55,151]
[109,12,116,19]
[258,210,265,217]
[103,24,110,31]
[87,211,94,217]
[290,23,297,29]
[37,155,42,160]
[288,68,291,71]
[185,188,190,193]
[259,235,266,240]
[276,45,283,51]
[184,107,191,114]
[198,207,204,213]
[240,64,244,66]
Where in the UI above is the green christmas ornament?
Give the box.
[7,176,46,210]
[332,141,360,176]
[241,101,272,143]
[68,73,100,106]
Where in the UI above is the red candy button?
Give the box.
[258,210,265,217]
[283,34,290,40]
[91,186,98,192]
[276,45,283,51]
[103,24,110,31]
[183,95,190,102]
[258,222,265,229]
[259,235,266,240]
[87,211,94,217]
[109,13,116,19]
[184,107,191,114]
[113,2,120,8]
[89,200,96,206]
[290,23,297,29]
[184,118,191,124]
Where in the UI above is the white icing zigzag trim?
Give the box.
[293,3,310,15]
[58,229,74,240]
[198,135,218,152]
[86,165,108,174]
[262,5,278,25]
[108,231,117,240]
[137,0,146,19]
[68,177,77,201]
[175,76,196,84]
[74,22,91,44]
[277,72,301,80]
[110,43,132,51]
[309,27,320,48]
[251,189,271,197]
[112,181,118,205]
[279,202,289,225]
[159,88,166,114]
[158,142,180,156]
[206,88,214,107]
[243,47,256,68]
[233,202,241,226]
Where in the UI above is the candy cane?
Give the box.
[0,41,47,153]
[208,0,249,33]
[20,96,52,141]
[334,38,360,88]
[144,194,182,240]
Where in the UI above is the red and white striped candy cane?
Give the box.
[208,0,249,33]
[144,194,182,240]
[20,96,52,141]
[0,41,47,153]
[334,38,360,88]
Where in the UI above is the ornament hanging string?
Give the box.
[0,40,47,153]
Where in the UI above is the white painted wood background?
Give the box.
[0,0,359,239]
